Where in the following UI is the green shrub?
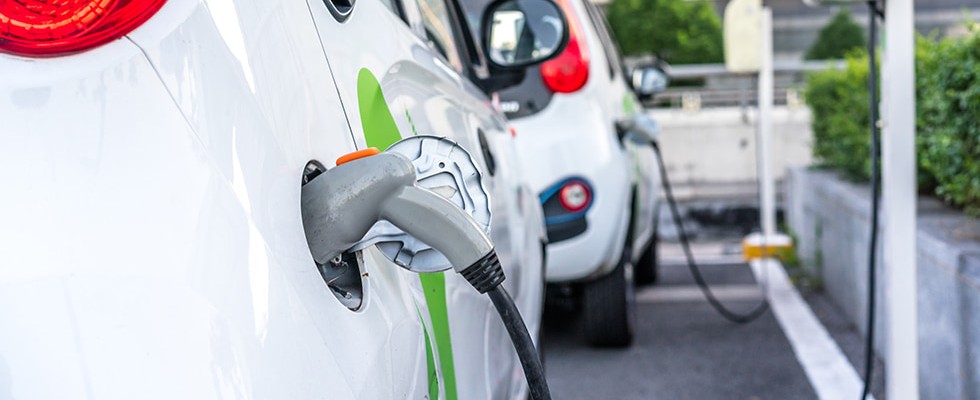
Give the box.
[806,25,980,214]
[606,0,723,64]
[916,26,980,215]
[805,9,866,61]
[806,53,872,181]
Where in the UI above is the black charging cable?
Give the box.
[650,141,769,324]
[861,1,883,398]
[489,287,550,399]
[461,252,552,400]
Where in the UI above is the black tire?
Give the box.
[635,205,660,285]
[635,242,658,286]
[635,231,660,285]
[582,243,636,348]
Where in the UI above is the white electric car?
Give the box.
[461,0,667,347]
[0,0,566,398]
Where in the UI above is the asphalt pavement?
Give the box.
[542,256,819,399]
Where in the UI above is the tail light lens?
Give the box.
[540,0,588,93]
[0,0,167,57]
[558,180,591,212]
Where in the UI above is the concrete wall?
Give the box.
[917,210,980,399]
[785,167,980,399]
[649,106,813,200]
[784,169,886,351]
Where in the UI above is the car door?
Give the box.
[303,0,541,398]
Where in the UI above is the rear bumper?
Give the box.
[510,95,633,282]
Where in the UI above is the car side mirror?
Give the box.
[631,66,669,98]
[482,0,568,69]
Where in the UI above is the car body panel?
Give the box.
[0,0,544,398]
[508,93,632,281]
[0,34,426,398]
[304,0,545,397]
[493,0,659,283]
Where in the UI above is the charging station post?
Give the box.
[723,0,920,397]
[722,0,793,259]
[881,0,919,396]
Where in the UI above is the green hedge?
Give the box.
[606,0,723,64]
[806,26,980,214]
[916,28,980,215]
[807,53,872,181]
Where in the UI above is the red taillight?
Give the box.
[559,181,591,212]
[540,0,588,93]
[0,0,166,57]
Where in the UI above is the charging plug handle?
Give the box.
[381,184,504,292]
[301,153,500,289]
[301,151,549,398]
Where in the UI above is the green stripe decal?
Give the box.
[419,272,457,400]
[423,323,439,399]
[357,68,457,400]
[623,94,638,115]
[357,68,402,149]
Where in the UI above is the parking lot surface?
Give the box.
[543,259,819,399]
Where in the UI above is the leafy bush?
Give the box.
[805,9,866,61]
[606,0,723,64]
[806,53,872,181]
[916,27,980,214]
[806,25,980,214]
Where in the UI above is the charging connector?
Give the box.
[302,152,493,271]
[301,148,550,400]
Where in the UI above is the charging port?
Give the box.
[302,160,365,311]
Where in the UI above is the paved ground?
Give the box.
[801,288,886,399]
[542,257,819,399]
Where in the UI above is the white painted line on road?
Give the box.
[750,259,873,400]
[636,284,763,303]
[660,256,747,267]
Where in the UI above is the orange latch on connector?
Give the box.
[336,147,381,165]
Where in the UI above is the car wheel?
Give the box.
[582,242,635,348]
[635,241,658,286]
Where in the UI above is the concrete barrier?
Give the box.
[785,167,980,399]
[649,106,812,201]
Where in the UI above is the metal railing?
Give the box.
[642,59,845,110]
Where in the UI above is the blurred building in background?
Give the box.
[597,0,980,61]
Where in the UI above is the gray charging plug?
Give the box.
[301,152,503,292]
[301,147,549,399]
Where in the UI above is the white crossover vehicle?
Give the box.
[461,0,667,347]
[0,0,567,398]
